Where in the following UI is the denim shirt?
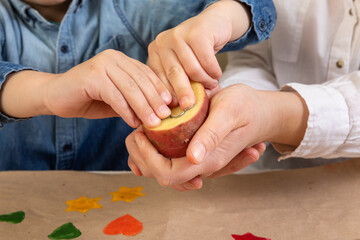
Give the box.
[0,0,276,170]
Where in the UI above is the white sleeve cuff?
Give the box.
[275,83,350,160]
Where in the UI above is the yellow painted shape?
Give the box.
[65,196,102,213]
[146,81,205,131]
[110,187,146,203]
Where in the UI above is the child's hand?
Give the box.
[1,50,172,128]
[47,50,173,127]
[148,0,251,109]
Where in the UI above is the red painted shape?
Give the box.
[103,214,143,236]
[232,232,271,240]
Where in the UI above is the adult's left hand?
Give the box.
[126,126,265,191]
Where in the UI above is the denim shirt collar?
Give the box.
[9,0,82,25]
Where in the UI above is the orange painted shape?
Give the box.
[109,187,146,203]
[65,196,102,214]
[103,214,143,236]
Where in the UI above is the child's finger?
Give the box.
[97,78,141,128]
[157,48,195,110]
[172,41,218,89]
[148,52,179,107]
[188,39,222,80]
[123,59,172,120]
[117,54,171,120]
[130,58,172,106]
[107,66,161,128]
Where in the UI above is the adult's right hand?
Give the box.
[187,83,309,165]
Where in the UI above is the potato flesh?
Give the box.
[147,82,205,131]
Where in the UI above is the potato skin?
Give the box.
[143,93,209,158]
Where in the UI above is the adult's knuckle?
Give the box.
[204,128,220,148]
[157,174,171,187]
[142,171,152,178]
[212,159,225,172]
[127,157,134,168]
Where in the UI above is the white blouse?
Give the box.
[220,0,360,169]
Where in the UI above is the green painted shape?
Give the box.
[48,222,82,240]
[0,211,25,224]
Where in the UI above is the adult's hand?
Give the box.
[126,127,265,191]
[126,83,308,191]
[187,84,309,165]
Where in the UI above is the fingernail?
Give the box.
[180,96,194,109]
[161,92,172,104]
[149,113,161,126]
[159,104,171,117]
[190,142,206,164]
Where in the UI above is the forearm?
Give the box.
[278,72,360,159]
[257,90,309,148]
[202,0,251,41]
[0,70,52,118]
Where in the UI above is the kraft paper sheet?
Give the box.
[1,159,360,239]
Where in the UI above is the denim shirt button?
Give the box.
[62,143,73,152]
[60,45,69,53]
[259,21,267,32]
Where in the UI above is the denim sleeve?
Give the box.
[119,0,276,51]
[206,0,277,51]
[0,23,33,127]
[116,0,208,50]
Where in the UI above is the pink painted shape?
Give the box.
[232,232,271,240]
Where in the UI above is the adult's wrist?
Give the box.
[266,91,309,147]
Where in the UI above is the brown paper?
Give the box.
[1,159,360,240]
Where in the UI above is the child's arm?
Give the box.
[148,0,276,109]
[0,50,172,128]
